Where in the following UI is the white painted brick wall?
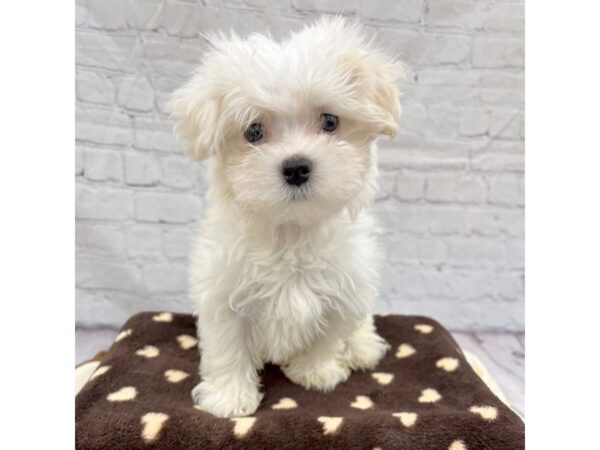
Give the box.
[75,0,524,331]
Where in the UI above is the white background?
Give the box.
[75,0,525,332]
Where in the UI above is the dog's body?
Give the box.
[170,17,402,418]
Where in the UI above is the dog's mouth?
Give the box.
[288,185,311,201]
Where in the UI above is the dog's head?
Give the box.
[170,17,402,226]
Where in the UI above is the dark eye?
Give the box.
[320,113,338,132]
[244,123,264,143]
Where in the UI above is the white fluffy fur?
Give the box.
[170,17,402,418]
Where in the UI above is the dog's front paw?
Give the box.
[283,358,350,392]
[191,381,262,418]
[343,331,390,371]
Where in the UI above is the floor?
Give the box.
[76,328,524,418]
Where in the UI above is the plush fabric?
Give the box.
[76,312,524,449]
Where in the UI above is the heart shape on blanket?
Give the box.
[414,323,434,334]
[231,417,256,438]
[469,405,498,421]
[371,372,394,385]
[317,417,343,435]
[177,334,198,350]
[418,388,441,403]
[395,343,416,359]
[164,369,189,383]
[350,395,374,410]
[106,386,137,402]
[436,357,459,372]
[115,328,132,342]
[271,397,298,410]
[392,412,418,427]
[449,440,468,450]
[141,412,169,443]
[136,345,159,358]
[152,312,173,323]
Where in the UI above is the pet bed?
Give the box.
[76,312,524,449]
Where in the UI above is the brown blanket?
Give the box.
[76,313,524,449]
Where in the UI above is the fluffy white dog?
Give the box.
[169,17,402,418]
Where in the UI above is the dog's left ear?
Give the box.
[344,47,403,139]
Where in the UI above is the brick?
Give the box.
[426,1,488,29]
[488,174,524,206]
[83,148,123,182]
[449,271,496,299]
[426,174,487,204]
[496,272,524,301]
[376,171,397,201]
[417,238,447,265]
[489,109,522,140]
[164,227,192,258]
[387,235,419,264]
[135,191,202,223]
[75,0,87,27]
[165,1,202,37]
[76,289,136,327]
[449,238,505,265]
[292,0,358,15]
[377,29,471,66]
[473,37,524,68]
[395,173,425,201]
[126,0,164,30]
[506,239,524,269]
[465,208,499,237]
[76,184,133,220]
[137,35,206,78]
[87,0,126,30]
[76,223,126,257]
[358,0,422,24]
[142,262,187,292]
[483,3,525,33]
[134,117,179,153]
[459,108,490,136]
[161,156,196,189]
[125,153,161,186]
[75,146,84,176]
[471,152,524,173]
[127,225,163,258]
[76,70,114,105]
[117,75,155,112]
[76,258,142,290]
[76,106,133,146]
[76,31,139,72]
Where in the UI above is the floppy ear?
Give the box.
[346,47,403,138]
[169,72,222,161]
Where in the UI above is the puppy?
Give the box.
[169,17,402,418]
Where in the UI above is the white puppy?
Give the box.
[169,17,402,418]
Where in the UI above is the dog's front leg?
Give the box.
[282,335,350,392]
[192,317,262,418]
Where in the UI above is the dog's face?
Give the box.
[171,18,402,226]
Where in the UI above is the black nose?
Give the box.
[282,157,312,186]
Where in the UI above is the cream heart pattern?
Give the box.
[395,343,416,359]
[115,328,132,342]
[414,323,434,334]
[271,397,298,410]
[231,417,256,438]
[418,388,442,403]
[90,365,110,380]
[449,440,468,450]
[350,395,374,410]
[177,334,198,350]
[136,345,159,358]
[152,312,173,323]
[317,417,343,435]
[436,357,459,372]
[469,405,498,421]
[164,369,189,383]
[392,412,418,427]
[141,412,169,443]
[106,386,137,402]
[371,372,394,385]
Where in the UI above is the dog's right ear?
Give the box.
[169,72,222,161]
